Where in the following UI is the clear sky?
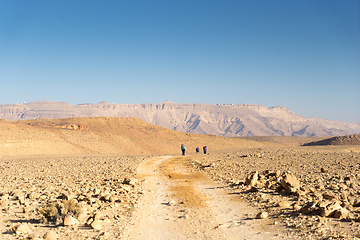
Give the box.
[1,1,359,122]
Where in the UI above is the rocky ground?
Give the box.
[189,145,360,239]
[1,144,360,239]
[0,154,145,239]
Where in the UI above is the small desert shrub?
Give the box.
[39,202,60,223]
[39,199,81,224]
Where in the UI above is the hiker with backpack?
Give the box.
[181,143,186,156]
[203,146,207,154]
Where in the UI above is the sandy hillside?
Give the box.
[303,134,360,146]
[0,117,267,156]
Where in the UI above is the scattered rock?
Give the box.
[321,167,328,173]
[44,231,58,240]
[63,214,78,226]
[279,172,300,194]
[256,211,268,219]
[12,223,31,235]
[90,219,102,230]
[320,200,342,217]
[123,178,138,186]
[245,171,259,187]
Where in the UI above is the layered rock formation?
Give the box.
[1,101,359,137]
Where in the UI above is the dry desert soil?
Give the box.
[1,118,360,240]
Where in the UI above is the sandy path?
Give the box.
[123,156,279,240]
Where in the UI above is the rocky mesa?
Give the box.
[0,101,359,137]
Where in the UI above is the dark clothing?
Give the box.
[181,143,186,156]
[203,146,207,154]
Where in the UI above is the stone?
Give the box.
[63,214,78,226]
[256,211,268,219]
[121,184,132,192]
[44,231,58,240]
[277,201,292,209]
[12,223,31,235]
[123,178,138,186]
[86,217,94,226]
[300,202,318,215]
[323,192,338,200]
[245,171,259,187]
[90,219,102,230]
[332,208,349,219]
[280,172,300,194]
[320,200,342,217]
[293,203,302,211]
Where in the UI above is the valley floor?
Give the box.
[1,145,360,239]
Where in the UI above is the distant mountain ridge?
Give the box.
[0,101,359,137]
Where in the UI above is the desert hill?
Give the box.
[0,117,265,156]
[303,134,360,146]
[1,101,359,137]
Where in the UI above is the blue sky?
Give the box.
[0,0,359,122]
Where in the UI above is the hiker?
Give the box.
[203,146,207,154]
[196,147,199,153]
[181,143,186,156]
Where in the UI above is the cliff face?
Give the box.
[1,101,359,137]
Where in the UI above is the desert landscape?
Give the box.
[1,101,359,137]
[1,117,360,239]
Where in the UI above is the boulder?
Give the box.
[320,200,342,217]
[256,211,268,219]
[280,172,300,194]
[63,214,78,226]
[332,208,349,219]
[245,171,259,187]
[12,223,31,235]
[90,219,102,230]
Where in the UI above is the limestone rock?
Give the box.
[280,172,300,194]
[12,223,31,235]
[63,214,78,226]
[300,202,318,215]
[320,200,342,217]
[123,177,138,186]
[245,171,259,187]
[90,219,102,230]
[323,192,338,200]
[256,211,268,219]
[44,231,58,240]
[332,208,349,219]
[277,201,292,209]
[321,167,328,173]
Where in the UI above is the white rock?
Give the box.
[44,230,58,240]
[12,223,31,234]
[63,215,78,226]
[256,211,268,219]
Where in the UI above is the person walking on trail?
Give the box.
[203,146,207,154]
[181,143,186,156]
[196,147,199,153]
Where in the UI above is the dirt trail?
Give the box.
[123,156,280,240]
